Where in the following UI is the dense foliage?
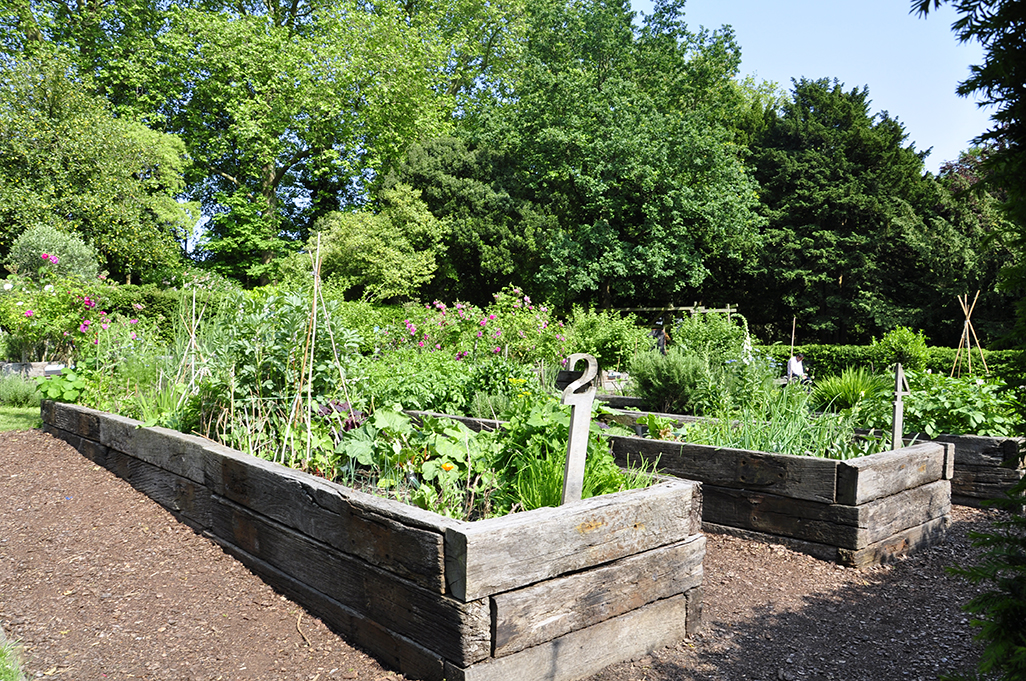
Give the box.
[942,468,1026,681]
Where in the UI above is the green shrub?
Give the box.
[671,312,752,364]
[870,326,930,371]
[563,307,649,370]
[6,225,99,280]
[0,374,41,408]
[628,348,708,414]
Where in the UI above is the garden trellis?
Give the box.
[952,291,989,377]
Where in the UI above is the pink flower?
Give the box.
[132,303,144,311]
[49,255,59,265]
[101,323,109,330]
[129,332,137,340]
[479,319,487,326]
[477,331,483,337]
[493,346,502,354]
[41,253,49,260]
[24,309,33,317]
[129,319,138,324]
[488,314,496,320]
[417,341,424,347]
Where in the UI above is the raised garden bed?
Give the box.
[417,409,954,567]
[40,401,704,681]
[924,433,1025,507]
[608,432,952,567]
[603,407,1023,508]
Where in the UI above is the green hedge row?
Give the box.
[757,344,1026,386]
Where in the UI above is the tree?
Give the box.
[414,0,763,309]
[162,4,452,284]
[0,56,195,282]
[914,0,1026,346]
[741,78,948,344]
[385,137,554,306]
[312,184,450,302]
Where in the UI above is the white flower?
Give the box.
[2,283,11,291]
[15,301,22,305]
[44,284,53,292]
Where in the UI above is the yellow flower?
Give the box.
[441,462,455,472]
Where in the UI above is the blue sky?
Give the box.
[628,0,992,174]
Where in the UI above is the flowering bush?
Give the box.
[0,274,96,361]
[6,225,100,280]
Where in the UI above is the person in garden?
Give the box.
[649,322,670,355]
[787,353,807,383]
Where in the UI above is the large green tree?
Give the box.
[915,0,1026,347]
[739,78,960,344]
[399,0,764,308]
[0,56,195,282]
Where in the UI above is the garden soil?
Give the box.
[0,428,992,681]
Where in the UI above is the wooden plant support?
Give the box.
[558,353,599,504]
[952,291,989,377]
[892,363,911,451]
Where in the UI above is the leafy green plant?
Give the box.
[942,465,1026,681]
[871,326,930,371]
[563,306,649,370]
[35,368,88,403]
[859,371,1021,437]
[812,367,892,414]
[672,312,752,364]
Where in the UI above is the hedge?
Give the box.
[756,344,1026,387]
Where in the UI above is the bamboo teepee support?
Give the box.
[951,291,989,377]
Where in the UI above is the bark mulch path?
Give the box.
[1,428,993,680]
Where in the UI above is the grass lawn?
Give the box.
[0,634,24,681]
[0,406,41,432]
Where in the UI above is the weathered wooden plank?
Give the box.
[595,394,647,410]
[838,515,950,568]
[42,401,101,441]
[930,434,1024,468]
[703,480,950,549]
[43,425,112,468]
[835,442,947,505]
[445,479,699,602]
[609,434,838,504]
[106,450,211,527]
[445,593,693,681]
[95,413,207,485]
[597,409,703,431]
[204,530,448,681]
[207,496,491,666]
[201,443,449,591]
[492,534,705,657]
[952,465,1026,486]
[856,480,950,548]
[702,485,859,547]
